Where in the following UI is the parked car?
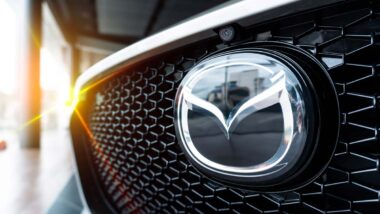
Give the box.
[71,0,380,213]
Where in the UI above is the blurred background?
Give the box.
[0,0,229,213]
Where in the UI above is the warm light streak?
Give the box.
[19,91,75,131]
[20,47,71,130]
[19,105,60,130]
[21,53,124,130]
[74,108,93,139]
[19,63,131,200]
[76,67,125,96]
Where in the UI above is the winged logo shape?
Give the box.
[183,70,287,139]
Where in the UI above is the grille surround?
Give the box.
[72,1,380,213]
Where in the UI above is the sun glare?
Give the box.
[20,45,72,129]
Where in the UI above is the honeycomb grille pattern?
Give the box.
[85,2,380,213]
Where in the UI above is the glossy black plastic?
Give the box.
[177,43,339,191]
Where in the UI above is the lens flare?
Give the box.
[20,65,125,130]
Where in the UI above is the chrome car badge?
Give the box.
[174,51,312,186]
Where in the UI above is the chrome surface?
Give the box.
[175,52,309,179]
[73,0,344,98]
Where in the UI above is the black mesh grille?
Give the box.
[84,1,380,213]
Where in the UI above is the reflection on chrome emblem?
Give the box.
[175,52,309,180]
[182,69,290,140]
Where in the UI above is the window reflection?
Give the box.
[178,50,311,171]
[192,59,281,118]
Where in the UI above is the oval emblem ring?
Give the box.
[174,45,339,191]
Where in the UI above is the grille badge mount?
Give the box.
[174,43,339,191]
